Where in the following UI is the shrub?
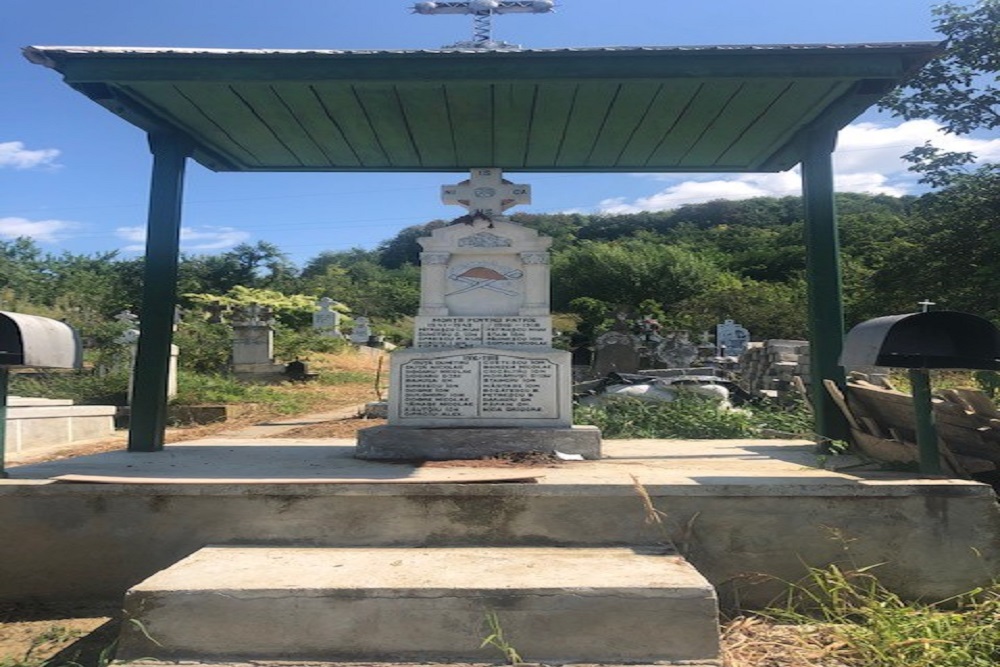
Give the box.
[574,394,815,439]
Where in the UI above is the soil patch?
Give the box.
[269,416,386,439]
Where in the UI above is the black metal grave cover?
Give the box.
[840,311,1000,370]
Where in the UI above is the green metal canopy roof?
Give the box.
[24,43,941,173]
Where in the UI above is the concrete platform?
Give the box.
[2,438,998,610]
[117,546,720,664]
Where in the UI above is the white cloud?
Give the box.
[586,119,1000,215]
[0,217,78,243]
[0,141,60,170]
[117,225,251,252]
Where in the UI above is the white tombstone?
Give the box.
[349,316,372,345]
[716,319,751,357]
[116,310,178,401]
[312,297,343,338]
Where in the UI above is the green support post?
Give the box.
[908,368,942,475]
[128,133,191,453]
[0,367,8,477]
[800,128,850,444]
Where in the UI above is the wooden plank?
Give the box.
[556,82,621,167]
[353,85,422,166]
[586,82,662,168]
[445,83,494,167]
[524,83,577,168]
[396,85,456,168]
[718,79,852,168]
[124,83,261,167]
[846,383,1000,464]
[309,83,391,167]
[824,379,861,431]
[851,431,992,476]
[169,83,300,166]
[679,80,792,167]
[272,83,362,167]
[646,81,744,167]
[938,388,1000,419]
[52,472,541,485]
[492,83,536,168]
[229,84,331,168]
[615,81,700,167]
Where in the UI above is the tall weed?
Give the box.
[766,564,1000,667]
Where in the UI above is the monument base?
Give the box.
[355,425,602,461]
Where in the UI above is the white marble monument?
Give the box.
[357,169,600,460]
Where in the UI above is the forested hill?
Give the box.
[2,173,998,343]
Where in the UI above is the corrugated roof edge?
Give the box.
[24,41,944,63]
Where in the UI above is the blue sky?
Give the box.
[4,0,999,267]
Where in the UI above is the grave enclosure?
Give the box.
[13,31,967,667]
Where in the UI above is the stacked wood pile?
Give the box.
[827,378,1000,477]
[739,340,809,399]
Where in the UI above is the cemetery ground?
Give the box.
[3,354,1000,667]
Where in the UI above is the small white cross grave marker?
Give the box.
[442,168,530,217]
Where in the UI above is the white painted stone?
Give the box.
[388,346,572,428]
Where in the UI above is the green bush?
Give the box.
[8,370,129,406]
[273,327,350,361]
[172,371,321,414]
[573,394,814,439]
[173,319,232,374]
[574,395,759,439]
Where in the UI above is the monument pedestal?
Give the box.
[356,424,601,460]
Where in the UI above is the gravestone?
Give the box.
[115,310,178,401]
[591,331,641,377]
[312,297,343,338]
[654,331,698,369]
[232,304,285,378]
[349,316,372,345]
[357,169,600,460]
[716,319,751,357]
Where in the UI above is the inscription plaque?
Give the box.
[415,316,551,348]
[392,348,569,426]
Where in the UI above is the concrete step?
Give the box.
[118,546,720,665]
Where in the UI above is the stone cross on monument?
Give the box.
[442,168,530,218]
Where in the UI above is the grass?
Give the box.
[745,564,1000,667]
[574,394,814,439]
[480,611,524,665]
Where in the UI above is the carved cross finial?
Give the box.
[442,168,531,218]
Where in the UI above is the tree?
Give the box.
[550,236,726,317]
[880,0,1000,185]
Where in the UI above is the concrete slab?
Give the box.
[1,438,997,609]
[118,546,719,664]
